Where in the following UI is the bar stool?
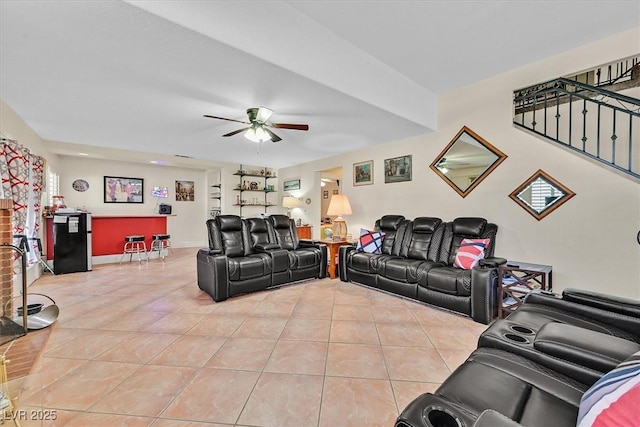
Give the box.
[150,234,172,260]
[120,235,148,263]
[150,234,171,260]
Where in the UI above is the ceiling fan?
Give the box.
[204,106,309,143]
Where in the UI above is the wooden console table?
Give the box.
[498,261,553,318]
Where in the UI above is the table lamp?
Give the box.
[282,196,298,218]
[326,194,352,239]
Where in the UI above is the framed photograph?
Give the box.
[384,155,412,183]
[283,179,301,191]
[175,180,195,201]
[104,176,144,203]
[353,160,373,186]
[332,189,339,195]
[323,190,329,199]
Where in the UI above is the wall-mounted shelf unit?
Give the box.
[209,183,221,218]
[207,170,222,219]
[233,165,277,216]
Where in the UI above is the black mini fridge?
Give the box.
[53,212,92,274]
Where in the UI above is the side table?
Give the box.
[498,261,553,319]
[323,240,354,279]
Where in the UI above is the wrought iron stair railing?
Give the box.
[513,75,640,180]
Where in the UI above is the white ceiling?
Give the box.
[1,1,638,169]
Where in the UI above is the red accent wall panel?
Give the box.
[45,216,167,259]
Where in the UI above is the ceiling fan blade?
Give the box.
[271,123,309,131]
[256,106,273,123]
[263,128,282,142]
[203,115,250,125]
[222,127,249,137]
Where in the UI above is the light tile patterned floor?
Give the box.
[11,248,487,426]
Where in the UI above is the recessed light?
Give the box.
[78,152,89,156]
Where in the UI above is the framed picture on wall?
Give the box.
[384,155,412,183]
[323,190,329,199]
[353,160,373,186]
[283,179,301,191]
[104,176,144,203]
[175,180,195,201]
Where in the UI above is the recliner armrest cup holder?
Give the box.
[503,333,530,344]
[508,325,534,335]
[423,405,464,427]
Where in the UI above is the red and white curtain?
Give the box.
[0,138,46,265]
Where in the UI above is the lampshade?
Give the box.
[282,196,298,208]
[327,194,352,240]
[326,194,352,216]
[282,196,298,217]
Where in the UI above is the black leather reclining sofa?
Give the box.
[396,288,640,427]
[339,215,504,324]
[197,214,327,301]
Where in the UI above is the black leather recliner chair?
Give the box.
[396,289,640,427]
[418,217,501,324]
[477,289,640,386]
[268,214,328,283]
[340,215,504,324]
[197,215,326,302]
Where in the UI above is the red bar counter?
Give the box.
[45,215,168,259]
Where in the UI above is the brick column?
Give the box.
[0,199,13,316]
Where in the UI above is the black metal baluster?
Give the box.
[627,112,633,173]
[611,110,617,167]
[597,104,601,159]
[555,91,561,142]
[581,99,588,152]
[568,93,573,147]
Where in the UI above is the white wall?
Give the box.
[57,156,209,248]
[279,28,640,299]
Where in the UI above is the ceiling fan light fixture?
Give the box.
[244,125,271,143]
[256,106,273,123]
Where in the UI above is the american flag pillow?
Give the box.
[453,238,490,269]
[356,228,385,254]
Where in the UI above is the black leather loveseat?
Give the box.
[396,288,640,427]
[197,214,327,301]
[339,215,504,324]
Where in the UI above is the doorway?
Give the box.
[318,166,342,239]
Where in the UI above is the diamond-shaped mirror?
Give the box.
[430,126,507,197]
[509,170,575,221]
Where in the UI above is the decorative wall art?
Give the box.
[323,190,329,199]
[72,179,89,192]
[104,176,144,203]
[384,155,412,183]
[509,169,575,221]
[283,179,301,191]
[353,160,373,186]
[175,180,195,201]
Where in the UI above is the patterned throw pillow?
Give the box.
[577,351,640,427]
[453,238,490,269]
[356,228,385,254]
